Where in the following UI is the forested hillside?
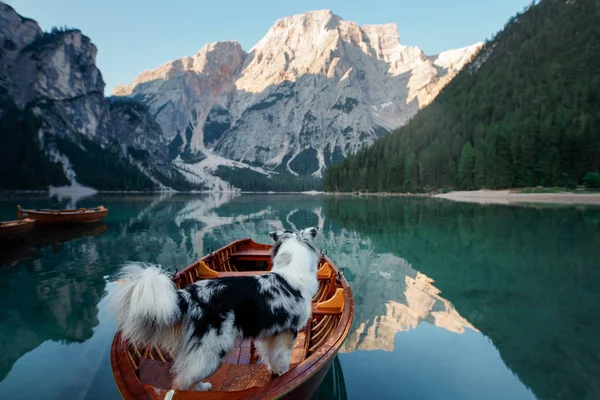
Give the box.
[324,0,600,192]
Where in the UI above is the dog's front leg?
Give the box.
[171,345,222,391]
[256,331,296,376]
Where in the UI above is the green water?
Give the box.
[0,194,599,400]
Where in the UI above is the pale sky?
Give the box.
[5,0,534,94]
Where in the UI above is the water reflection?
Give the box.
[48,185,98,209]
[0,226,108,381]
[339,253,474,352]
[0,194,597,400]
[325,196,600,400]
[0,222,109,383]
[0,223,107,267]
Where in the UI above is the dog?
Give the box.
[107,227,320,391]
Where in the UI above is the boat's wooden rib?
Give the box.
[110,238,354,400]
[0,218,35,238]
[16,205,108,225]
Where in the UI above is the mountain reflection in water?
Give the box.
[0,193,597,400]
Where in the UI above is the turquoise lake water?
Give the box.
[0,193,599,400]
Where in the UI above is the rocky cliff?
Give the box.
[0,2,188,190]
[114,10,482,181]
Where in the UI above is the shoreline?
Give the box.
[320,189,600,205]
[2,189,600,205]
[433,190,600,205]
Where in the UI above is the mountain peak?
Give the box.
[113,40,246,96]
[192,40,246,73]
[253,10,343,50]
[195,40,244,56]
[270,10,341,31]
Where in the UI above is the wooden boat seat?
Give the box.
[231,249,271,257]
[213,269,336,283]
[230,249,271,261]
[317,262,334,280]
[312,288,345,315]
[217,271,269,278]
[200,256,335,280]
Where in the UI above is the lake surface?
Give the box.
[0,193,599,400]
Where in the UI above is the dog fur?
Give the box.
[108,227,320,391]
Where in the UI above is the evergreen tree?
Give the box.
[458,141,475,189]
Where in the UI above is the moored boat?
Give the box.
[0,218,35,238]
[110,238,354,400]
[17,205,108,225]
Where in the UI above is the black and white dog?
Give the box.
[108,227,320,391]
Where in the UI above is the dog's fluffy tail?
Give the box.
[108,262,181,347]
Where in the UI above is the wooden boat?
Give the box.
[17,205,108,225]
[0,218,35,238]
[111,238,354,400]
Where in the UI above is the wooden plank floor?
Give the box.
[139,331,310,391]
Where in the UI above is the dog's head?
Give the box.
[269,227,319,257]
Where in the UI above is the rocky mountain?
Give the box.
[0,2,193,191]
[114,10,482,185]
[1,3,480,191]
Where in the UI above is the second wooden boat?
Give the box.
[0,218,35,238]
[110,238,354,399]
[17,205,108,225]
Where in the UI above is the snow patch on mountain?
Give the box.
[172,150,271,192]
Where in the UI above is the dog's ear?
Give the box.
[269,231,284,241]
[301,226,319,240]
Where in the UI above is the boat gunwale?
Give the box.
[18,206,107,216]
[17,205,108,224]
[0,218,36,237]
[0,218,35,228]
[110,238,354,399]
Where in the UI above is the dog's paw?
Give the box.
[195,382,212,391]
[262,359,274,372]
[269,365,289,377]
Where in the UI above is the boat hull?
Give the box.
[0,219,35,238]
[278,355,335,399]
[17,206,108,225]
